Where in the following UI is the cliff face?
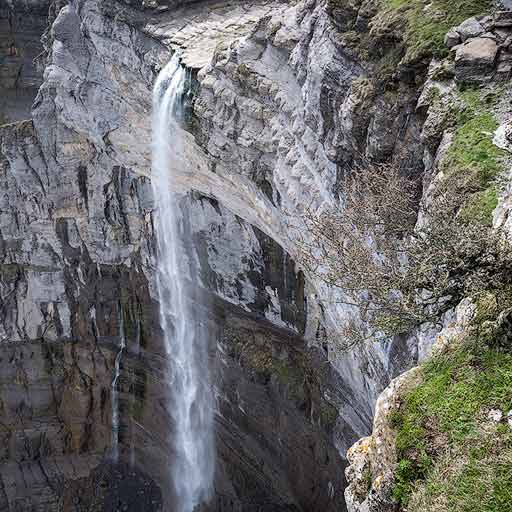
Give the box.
[1,0,510,510]
[0,0,49,122]
[0,0,350,509]
[343,5,512,512]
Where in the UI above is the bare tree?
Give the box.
[296,161,511,345]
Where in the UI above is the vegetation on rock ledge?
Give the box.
[391,306,512,511]
[298,81,510,348]
[375,0,496,64]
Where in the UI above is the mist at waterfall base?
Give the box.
[151,55,215,512]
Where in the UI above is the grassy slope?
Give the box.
[387,70,512,510]
[391,331,512,512]
[443,87,507,225]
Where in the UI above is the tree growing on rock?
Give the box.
[297,161,512,345]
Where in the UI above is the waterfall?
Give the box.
[151,54,215,512]
[111,301,126,462]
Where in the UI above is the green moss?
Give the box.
[362,467,373,494]
[378,0,495,63]
[237,63,252,77]
[391,338,512,509]
[440,88,506,226]
[227,327,339,429]
[128,366,147,421]
[445,113,502,185]
[229,330,305,396]
[473,292,499,325]
[319,401,339,427]
[460,187,498,225]
[129,397,145,420]
[0,264,22,280]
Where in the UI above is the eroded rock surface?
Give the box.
[0,0,49,122]
[0,1,350,509]
[5,0,509,511]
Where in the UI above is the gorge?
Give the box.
[0,0,511,511]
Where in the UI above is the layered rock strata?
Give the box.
[4,0,509,510]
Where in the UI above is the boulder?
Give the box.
[444,30,461,48]
[455,37,498,82]
[456,17,484,41]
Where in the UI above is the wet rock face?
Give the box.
[67,462,163,512]
[207,307,347,512]
[0,1,345,508]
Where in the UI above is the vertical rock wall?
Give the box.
[0,0,475,509]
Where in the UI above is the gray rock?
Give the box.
[503,34,512,48]
[479,15,496,31]
[0,0,356,510]
[0,0,49,122]
[481,31,498,40]
[5,0,507,511]
[497,52,512,79]
[445,30,461,48]
[488,408,503,422]
[456,17,485,41]
[455,37,498,82]
[498,0,512,10]
[495,9,512,27]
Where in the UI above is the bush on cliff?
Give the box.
[297,86,511,347]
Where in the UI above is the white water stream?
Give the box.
[152,54,215,512]
[111,302,126,463]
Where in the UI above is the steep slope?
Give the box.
[344,5,512,511]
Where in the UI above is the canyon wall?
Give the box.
[3,0,509,510]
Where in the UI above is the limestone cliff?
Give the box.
[0,0,511,511]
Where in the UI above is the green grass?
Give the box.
[444,113,502,186]
[391,339,512,509]
[377,0,495,63]
[460,187,498,226]
[441,88,507,225]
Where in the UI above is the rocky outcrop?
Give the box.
[450,12,512,82]
[344,300,478,512]
[343,6,512,510]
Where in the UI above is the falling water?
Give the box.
[151,54,215,512]
[111,301,126,462]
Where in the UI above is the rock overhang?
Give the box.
[142,0,292,70]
